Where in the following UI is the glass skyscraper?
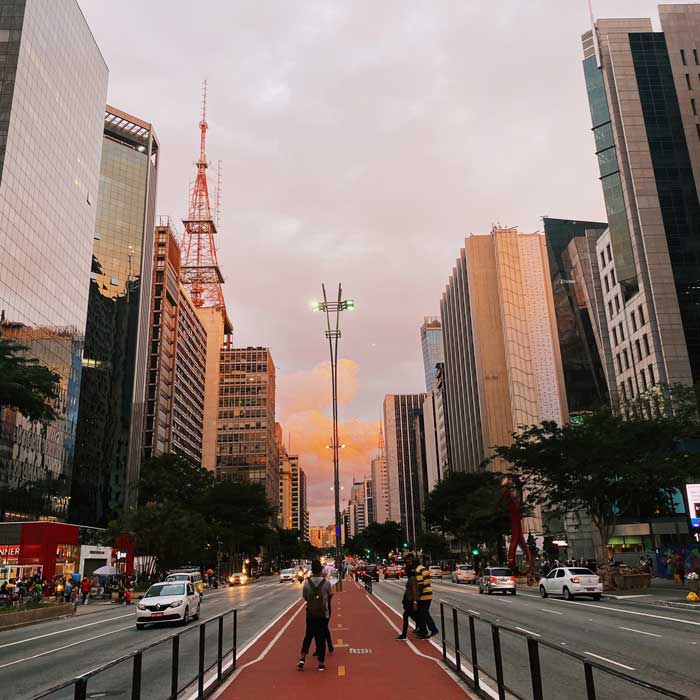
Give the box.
[420,317,444,391]
[71,108,159,526]
[0,0,108,522]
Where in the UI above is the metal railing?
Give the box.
[29,608,237,700]
[439,601,689,700]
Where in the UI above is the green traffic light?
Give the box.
[472,548,479,556]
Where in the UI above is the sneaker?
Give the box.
[428,630,439,638]
[318,664,326,672]
[396,635,407,640]
[418,634,431,640]
[297,659,305,670]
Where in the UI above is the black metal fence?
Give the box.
[439,601,689,700]
[29,608,237,700]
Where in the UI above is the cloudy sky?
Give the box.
[79,0,668,524]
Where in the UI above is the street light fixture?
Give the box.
[311,283,354,591]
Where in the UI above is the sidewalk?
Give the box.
[217,579,473,699]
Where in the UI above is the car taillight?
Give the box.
[571,577,581,584]
[510,576,516,582]
[489,576,497,582]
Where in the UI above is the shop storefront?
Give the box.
[0,522,134,582]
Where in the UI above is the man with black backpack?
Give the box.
[297,559,333,671]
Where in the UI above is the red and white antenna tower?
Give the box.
[181,81,227,312]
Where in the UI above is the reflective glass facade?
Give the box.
[0,0,107,521]
[583,55,639,300]
[420,317,444,392]
[630,33,700,381]
[71,109,158,526]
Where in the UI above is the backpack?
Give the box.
[307,580,326,618]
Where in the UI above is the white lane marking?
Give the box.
[540,608,563,615]
[467,609,481,616]
[619,626,662,638]
[0,612,134,650]
[520,593,700,628]
[515,626,541,637]
[371,588,499,700]
[207,596,306,700]
[584,651,635,671]
[606,594,651,599]
[0,625,133,669]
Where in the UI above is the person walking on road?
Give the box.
[413,555,439,639]
[397,558,419,640]
[80,577,91,605]
[297,559,333,672]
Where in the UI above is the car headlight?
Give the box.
[241,576,247,583]
[170,600,183,608]
[137,603,146,610]
[228,576,234,583]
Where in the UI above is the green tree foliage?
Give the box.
[423,472,510,552]
[274,528,319,564]
[0,336,60,422]
[112,453,276,575]
[348,521,404,558]
[415,531,450,561]
[493,409,700,562]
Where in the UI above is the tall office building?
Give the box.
[217,345,279,508]
[291,456,309,541]
[143,220,207,465]
[309,524,335,549]
[581,5,700,399]
[421,392,441,491]
[383,393,427,544]
[440,228,568,477]
[71,107,159,525]
[543,217,614,412]
[348,477,373,534]
[0,1,108,521]
[370,423,389,523]
[277,427,293,529]
[420,317,444,392]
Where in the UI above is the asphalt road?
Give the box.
[0,577,302,700]
[371,578,700,700]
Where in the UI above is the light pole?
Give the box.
[312,283,354,590]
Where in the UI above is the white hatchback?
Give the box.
[136,581,201,629]
[279,568,296,583]
[539,567,603,601]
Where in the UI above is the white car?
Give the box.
[136,581,200,629]
[427,565,444,579]
[279,568,296,583]
[539,567,603,601]
[451,564,477,584]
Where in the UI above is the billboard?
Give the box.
[687,483,700,529]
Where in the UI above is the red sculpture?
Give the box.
[502,477,534,576]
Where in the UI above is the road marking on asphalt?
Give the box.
[467,609,481,616]
[338,665,346,677]
[0,612,134,650]
[515,626,540,637]
[0,625,133,669]
[619,626,662,638]
[584,651,635,671]
[540,608,563,615]
[606,594,651,599]
[521,593,700,628]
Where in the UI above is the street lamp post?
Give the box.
[312,283,354,591]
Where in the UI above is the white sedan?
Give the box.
[279,568,296,583]
[539,567,602,601]
[136,581,200,629]
[451,564,477,584]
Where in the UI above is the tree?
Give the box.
[137,453,214,508]
[416,532,450,561]
[493,410,700,562]
[424,472,511,552]
[356,521,404,558]
[0,336,60,422]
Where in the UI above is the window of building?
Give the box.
[643,334,650,356]
[686,73,692,89]
[693,98,698,116]
[628,377,634,398]
[631,311,638,332]
[611,268,616,285]
[606,243,612,263]
[600,250,606,268]
[635,339,642,361]
[695,48,699,65]
[608,301,614,319]
[623,349,630,370]
[621,383,627,401]
[649,365,655,386]
[638,306,645,325]
[619,324,625,341]
[641,368,648,391]
[682,49,687,66]
[604,275,610,293]
[615,296,621,314]
[697,123,700,141]
[612,326,618,345]
[617,354,623,373]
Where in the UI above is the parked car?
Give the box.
[227,572,248,586]
[451,564,477,584]
[539,567,602,600]
[136,581,200,629]
[428,565,444,579]
[279,568,296,583]
[478,567,516,595]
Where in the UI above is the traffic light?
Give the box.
[472,548,479,556]
[403,542,409,548]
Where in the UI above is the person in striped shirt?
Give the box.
[413,555,439,638]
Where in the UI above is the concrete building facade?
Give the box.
[291,456,309,541]
[581,5,700,399]
[0,0,108,522]
[217,345,279,508]
[440,228,568,477]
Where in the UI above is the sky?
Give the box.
[78,0,670,525]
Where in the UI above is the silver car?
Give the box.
[478,566,516,595]
[136,581,200,629]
